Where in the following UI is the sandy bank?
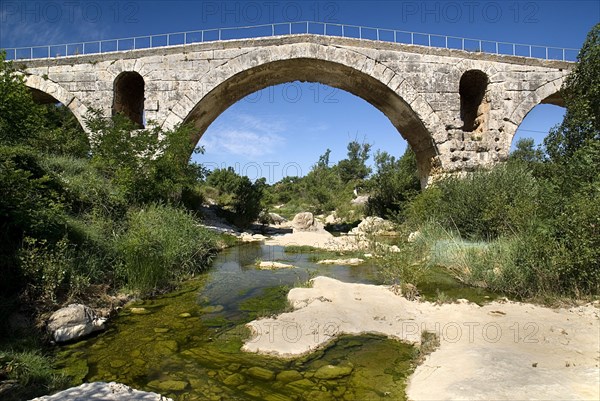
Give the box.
[242,276,600,400]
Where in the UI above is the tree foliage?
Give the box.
[205,167,265,227]
[86,109,203,205]
[366,148,420,220]
[544,23,600,162]
[0,53,44,146]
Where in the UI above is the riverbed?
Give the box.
[53,242,495,400]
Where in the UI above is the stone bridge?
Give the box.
[18,34,573,184]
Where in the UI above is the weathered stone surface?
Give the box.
[246,366,276,381]
[256,261,295,270]
[314,364,353,380]
[147,379,188,392]
[30,381,172,400]
[275,370,304,383]
[291,212,325,233]
[223,372,245,387]
[317,258,364,266]
[47,304,106,343]
[349,216,395,236]
[22,35,573,184]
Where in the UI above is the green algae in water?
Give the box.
[53,243,499,400]
[417,265,500,305]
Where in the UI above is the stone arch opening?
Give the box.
[510,100,565,153]
[508,79,567,153]
[182,58,437,185]
[113,71,145,128]
[459,70,489,133]
[24,76,88,131]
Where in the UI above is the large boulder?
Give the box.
[349,216,395,236]
[30,382,172,401]
[351,195,370,205]
[291,212,325,233]
[268,212,287,225]
[47,304,107,343]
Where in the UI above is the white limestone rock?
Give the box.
[47,304,107,343]
[30,381,172,401]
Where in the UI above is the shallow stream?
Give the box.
[54,243,496,400]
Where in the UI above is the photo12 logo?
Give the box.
[1,1,140,24]
[245,83,340,104]
[401,321,540,344]
[399,1,540,24]
[199,1,341,24]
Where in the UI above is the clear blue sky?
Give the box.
[1,1,598,182]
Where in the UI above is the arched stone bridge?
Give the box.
[19,34,573,185]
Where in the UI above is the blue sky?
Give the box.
[1,1,598,182]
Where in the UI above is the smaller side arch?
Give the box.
[24,74,89,131]
[509,78,566,129]
[113,71,145,128]
[506,78,566,147]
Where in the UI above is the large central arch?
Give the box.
[180,57,439,184]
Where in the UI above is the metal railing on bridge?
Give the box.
[2,21,579,62]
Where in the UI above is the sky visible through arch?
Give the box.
[1,1,598,182]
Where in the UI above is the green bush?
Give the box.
[115,204,218,295]
[366,148,421,220]
[0,53,45,147]
[41,155,127,218]
[86,110,202,205]
[205,167,265,227]
[408,163,541,240]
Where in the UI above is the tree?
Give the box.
[509,138,544,164]
[205,167,265,227]
[366,148,420,220]
[336,141,372,184]
[85,109,201,204]
[30,104,90,157]
[0,52,45,146]
[544,23,600,162]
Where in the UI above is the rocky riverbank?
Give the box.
[243,276,600,400]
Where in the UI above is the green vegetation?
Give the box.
[388,24,600,299]
[366,148,421,221]
[115,205,218,295]
[0,349,67,401]
[0,51,221,398]
[266,141,373,220]
[203,167,266,227]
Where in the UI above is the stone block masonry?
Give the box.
[20,34,573,185]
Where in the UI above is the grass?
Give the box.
[0,332,69,401]
[115,204,220,296]
[413,331,440,364]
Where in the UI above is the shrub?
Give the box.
[205,168,265,227]
[407,163,541,240]
[366,148,421,220]
[115,204,218,295]
[18,237,74,306]
[40,155,127,218]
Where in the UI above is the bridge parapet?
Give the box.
[4,21,579,62]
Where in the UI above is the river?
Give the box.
[53,242,495,401]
